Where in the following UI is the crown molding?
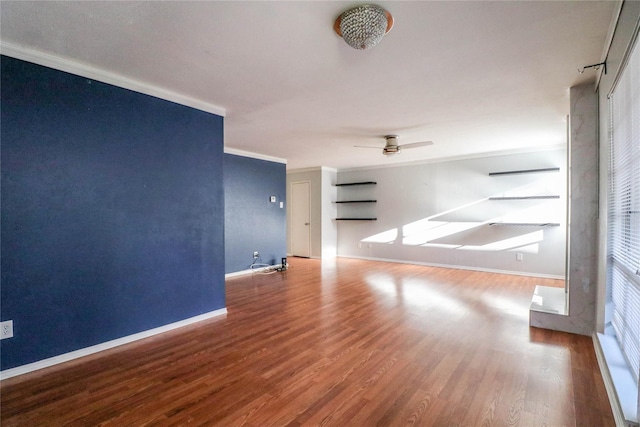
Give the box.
[286,166,337,174]
[338,143,567,173]
[0,41,226,117]
[223,147,287,164]
[286,166,326,174]
[321,166,338,173]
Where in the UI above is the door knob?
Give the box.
[304,222,310,225]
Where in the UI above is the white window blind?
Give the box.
[608,32,640,382]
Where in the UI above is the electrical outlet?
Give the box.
[358,242,362,248]
[253,251,259,258]
[516,253,523,261]
[1,320,14,339]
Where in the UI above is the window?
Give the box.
[608,29,640,385]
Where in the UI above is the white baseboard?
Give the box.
[225,268,260,278]
[225,264,284,278]
[337,255,565,280]
[0,308,227,381]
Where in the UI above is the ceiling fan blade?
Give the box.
[354,145,383,149]
[399,141,433,149]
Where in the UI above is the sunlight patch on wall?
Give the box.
[494,174,561,198]
[421,243,462,249]
[427,197,491,221]
[457,230,543,252]
[359,170,565,253]
[496,202,564,225]
[362,228,398,244]
[515,243,540,254]
[403,221,483,246]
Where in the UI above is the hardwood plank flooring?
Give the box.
[1,258,614,426]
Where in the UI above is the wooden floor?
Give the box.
[1,258,614,426]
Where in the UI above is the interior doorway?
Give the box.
[291,181,311,258]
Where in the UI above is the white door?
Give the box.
[291,181,311,257]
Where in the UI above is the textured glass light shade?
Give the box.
[334,5,393,50]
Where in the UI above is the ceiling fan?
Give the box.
[355,135,433,156]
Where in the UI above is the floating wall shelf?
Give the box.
[335,182,377,221]
[489,167,560,176]
[489,195,560,200]
[335,181,377,186]
[487,169,563,226]
[489,222,560,227]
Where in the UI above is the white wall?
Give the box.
[321,168,338,258]
[286,167,337,259]
[337,149,567,278]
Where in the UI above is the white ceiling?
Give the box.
[0,1,617,170]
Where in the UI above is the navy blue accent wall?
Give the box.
[224,154,286,273]
[1,56,225,370]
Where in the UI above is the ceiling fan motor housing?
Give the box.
[383,135,400,155]
[385,135,399,144]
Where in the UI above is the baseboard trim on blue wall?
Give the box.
[0,308,227,381]
[225,265,283,278]
[226,268,259,278]
[337,255,565,280]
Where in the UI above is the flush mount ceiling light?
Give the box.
[334,5,394,50]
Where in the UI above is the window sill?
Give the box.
[595,333,638,426]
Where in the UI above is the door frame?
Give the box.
[290,180,311,258]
